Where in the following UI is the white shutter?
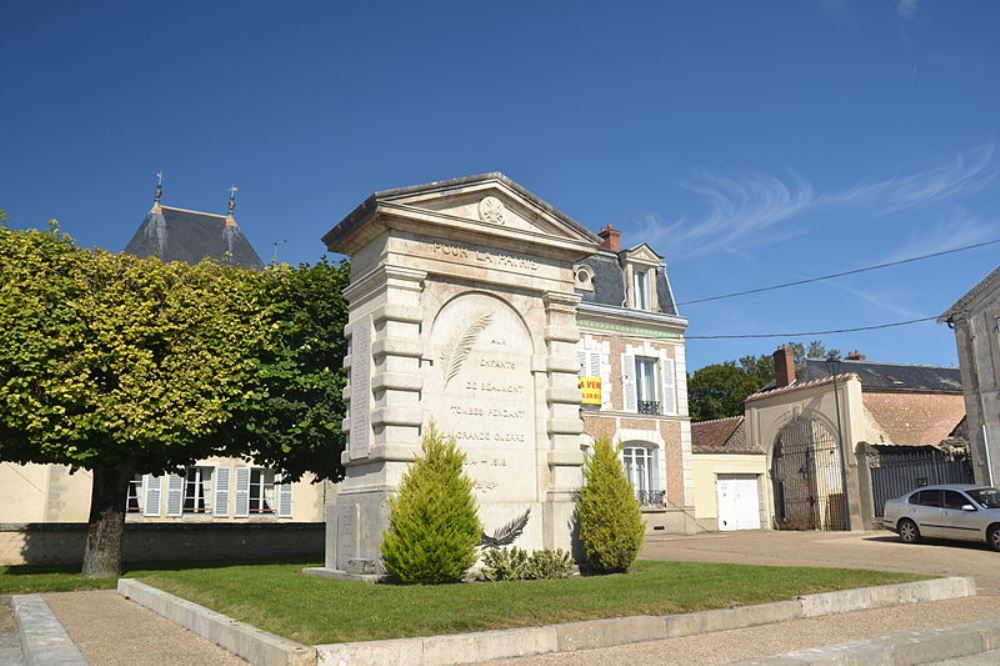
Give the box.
[622,353,637,412]
[213,466,231,517]
[234,467,251,518]
[661,357,677,416]
[577,349,586,375]
[166,473,184,517]
[143,475,162,517]
[276,473,293,518]
[600,351,612,411]
[588,351,601,377]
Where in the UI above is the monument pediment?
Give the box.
[323,173,601,257]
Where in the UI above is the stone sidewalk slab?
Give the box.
[12,594,85,665]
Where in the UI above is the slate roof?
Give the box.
[124,205,264,269]
[691,416,761,454]
[939,264,1000,321]
[798,358,962,394]
[575,249,679,316]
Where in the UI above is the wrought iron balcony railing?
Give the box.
[637,400,660,415]
[635,489,666,507]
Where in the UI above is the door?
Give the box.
[717,474,762,531]
[911,489,944,538]
[939,490,983,542]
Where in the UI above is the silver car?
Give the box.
[882,484,1000,550]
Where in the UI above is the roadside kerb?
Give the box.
[119,575,975,665]
[731,616,1000,665]
[117,579,316,666]
[12,594,86,665]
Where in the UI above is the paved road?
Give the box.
[43,590,245,666]
[641,529,1000,592]
[489,596,1000,666]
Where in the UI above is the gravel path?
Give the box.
[489,595,1000,665]
[0,596,25,666]
[43,590,245,666]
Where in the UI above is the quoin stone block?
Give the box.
[315,173,603,577]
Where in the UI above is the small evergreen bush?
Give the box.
[525,548,574,580]
[576,437,645,573]
[481,546,529,581]
[380,423,482,584]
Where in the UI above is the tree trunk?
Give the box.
[82,462,134,578]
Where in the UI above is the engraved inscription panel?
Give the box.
[430,293,536,503]
[349,315,371,459]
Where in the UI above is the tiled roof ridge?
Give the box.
[159,204,228,220]
[692,415,745,426]
[745,373,858,403]
[940,264,1000,320]
[807,357,959,371]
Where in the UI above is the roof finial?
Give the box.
[152,171,164,212]
[226,185,239,227]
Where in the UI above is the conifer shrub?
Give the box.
[576,437,645,573]
[380,423,482,584]
[525,548,574,580]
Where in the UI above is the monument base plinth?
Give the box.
[302,566,382,583]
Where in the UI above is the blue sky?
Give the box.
[2,1,998,372]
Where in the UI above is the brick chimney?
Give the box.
[774,345,796,387]
[598,224,621,252]
[846,350,866,361]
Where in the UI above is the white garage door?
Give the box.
[716,474,761,531]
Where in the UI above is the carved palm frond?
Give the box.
[480,508,531,549]
[440,312,493,386]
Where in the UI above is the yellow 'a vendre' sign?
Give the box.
[578,376,602,405]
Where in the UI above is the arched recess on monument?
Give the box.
[429,290,537,360]
[770,415,846,531]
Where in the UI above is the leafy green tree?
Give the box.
[380,423,482,584]
[688,362,760,422]
[576,437,645,573]
[228,258,350,483]
[0,223,270,576]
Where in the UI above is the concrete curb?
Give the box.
[731,616,1000,665]
[12,594,86,665]
[312,576,976,665]
[117,579,316,666]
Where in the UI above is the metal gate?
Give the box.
[771,417,846,530]
[869,445,973,517]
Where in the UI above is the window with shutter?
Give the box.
[143,475,162,517]
[587,351,601,377]
[234,467,251,518]
[213,466,231,517]
[661,357,677,415]
[621,353,637,412]
[166,473,184,517]
[276,473,293,518]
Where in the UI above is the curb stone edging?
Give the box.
[12,594,86,665]
[313,576,976,665]
[117,579,316,666]
[731,616,1000,665]
[120,575,975,666]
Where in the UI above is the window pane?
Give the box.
[919,490,943,507]
[943,491,970,510]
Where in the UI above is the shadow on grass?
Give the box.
[2,556,319,577]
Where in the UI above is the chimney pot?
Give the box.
[774,345,796,387]
[598,224,621,252]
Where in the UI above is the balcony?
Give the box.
[635,489,666,507]
[637,400,660,415]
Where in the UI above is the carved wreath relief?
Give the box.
[477,196,507,225]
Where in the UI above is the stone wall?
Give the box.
[0,522,324,566]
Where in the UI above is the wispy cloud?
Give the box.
[648,144,997,259]
[896,0,918,19]
[880,213,1000,263]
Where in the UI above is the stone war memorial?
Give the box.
[309,173,602,579]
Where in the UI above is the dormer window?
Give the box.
[574,265,595,292]
[633,269,650,310]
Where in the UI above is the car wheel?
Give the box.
[898,519,920,544]
[987,525,1000,552]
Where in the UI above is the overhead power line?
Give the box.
[677,237,1000,307]
[686,315,938,340]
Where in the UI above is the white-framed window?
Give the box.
[249,468,275,514]
[183,467,213,514]
[126,475,143,513]
[622,351,677,416]
[635,357,658,414]
[633,269,650,310]
[622,442,663,506]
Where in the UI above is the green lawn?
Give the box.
[0,559,928,644]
